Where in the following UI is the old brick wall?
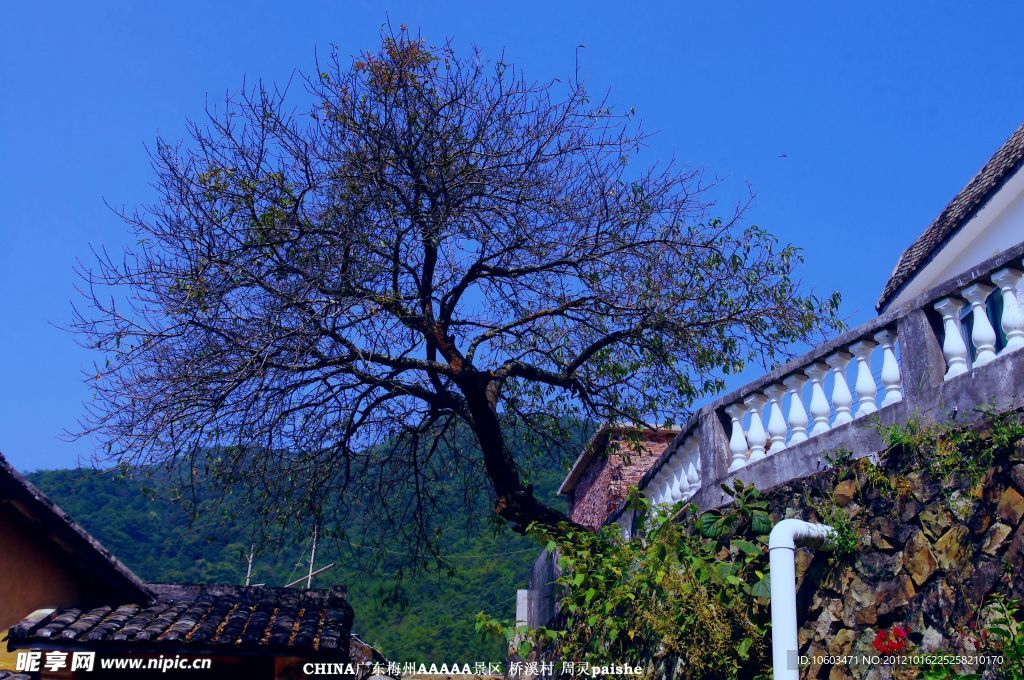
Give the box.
[568,431,673,529]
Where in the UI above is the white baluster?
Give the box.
[725,404,749,472]
[782,373,809,444]
[804,363,831,436]
[825,351,853,426]
[764,384,788,454]
[848,339,878,418]
[617,512,631,539]
[684,439,700,496]
[873,329,903,406]
[991,267,1024,353]
[649,478,662,505]
[743,393,768,462]
[962,282,997,366]
[933,297,969,379]
[644,478,660,504]
[655,474,669,504]
[667,456,687,502]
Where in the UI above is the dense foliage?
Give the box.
[479,481,777,679]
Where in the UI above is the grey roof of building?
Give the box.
[0,453,152,603]
[877,122,1024,312]
[7,584,354,658]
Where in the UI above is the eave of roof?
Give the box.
[0,453,152,602]
[556,424,612,496]
[877,121,1024,313]
[7,584,354,659]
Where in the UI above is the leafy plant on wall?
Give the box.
[479,480,777,679]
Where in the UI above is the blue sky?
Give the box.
[1,1,1022,471]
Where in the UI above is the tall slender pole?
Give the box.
[245,545,255,586]
[306,524,318,589]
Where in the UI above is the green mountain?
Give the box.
[27,455,568,663]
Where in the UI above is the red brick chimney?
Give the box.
[558,424,680,529]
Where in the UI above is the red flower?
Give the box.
[872,627,909,653]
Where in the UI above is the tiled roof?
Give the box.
[877,122,1024,312]
[7,584,353,659]
[0,453,151,602]
[0,671,32,680]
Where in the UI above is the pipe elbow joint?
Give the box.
[769,518,836,551]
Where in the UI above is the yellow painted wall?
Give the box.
[0,505,86,635]
[0,630,19,671]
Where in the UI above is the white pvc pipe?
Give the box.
[769,519,836,680]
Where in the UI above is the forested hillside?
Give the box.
[28,456,568,662]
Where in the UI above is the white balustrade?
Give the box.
[849,339,878,417]
[743,393,768,462]
[725,403,749,472]
[991,267,1024,353]
[626,251,1024,536]
[804,362,832,436]
[716,330,904,478]
[962,282,998,366]
[934,297,969,379]
[764,384,788,454]
[782,374,809,444]
[825,351,854,426]
[873,329,903,406]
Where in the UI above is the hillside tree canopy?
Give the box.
[75,29,840,561]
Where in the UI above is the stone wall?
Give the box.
[765,434,1024,679]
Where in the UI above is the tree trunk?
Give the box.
[459,378,574,533]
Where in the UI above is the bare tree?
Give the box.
[74,30,839,558]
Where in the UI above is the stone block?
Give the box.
[981,522,1013,556]
[899,498,923,523]
[1005,521,1024,564]
[854,605,877,625]
[856,551,903,580]
[827,628,857,656]
[833,479,857,507]
[876,575,916,616]
[919,502,952,541]
[903,531,938,585]
[965,559,1001,606]
[933,525,970,572]
[906,470,940,504]
[996,486,1024,525]
[1012,464,1024,493]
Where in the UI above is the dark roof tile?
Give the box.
[0,671,33,680]
[8,584,353,659]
